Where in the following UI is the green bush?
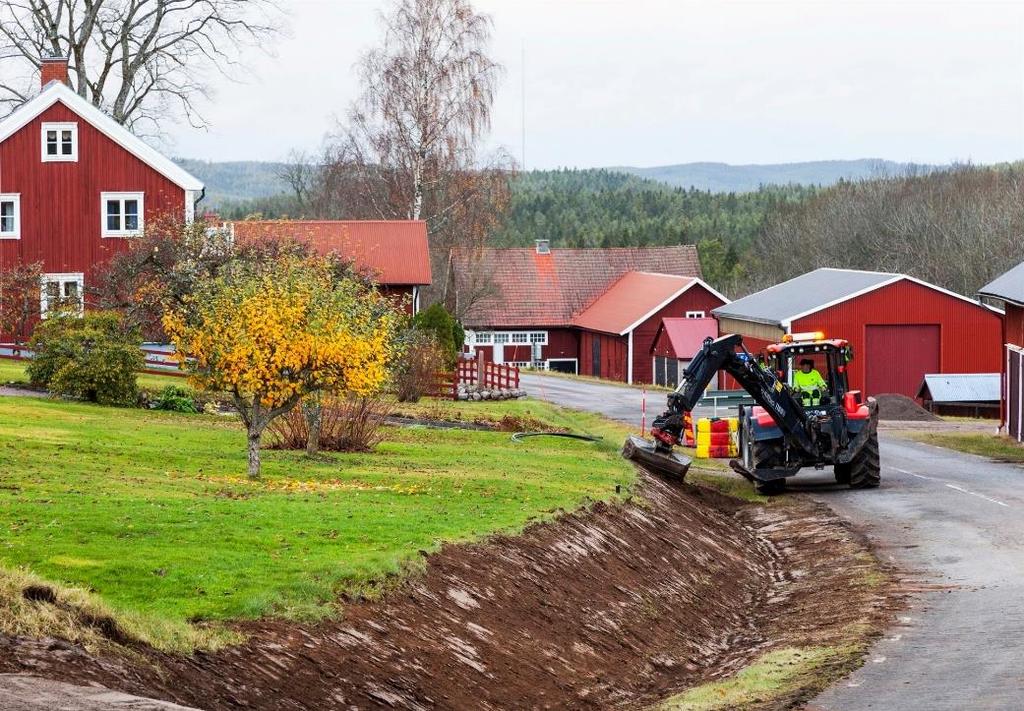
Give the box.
[152,385,198,413]
[27,312,144,406]
[412,303,461,366]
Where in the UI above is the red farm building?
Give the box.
[0,57,203,313]
[979,261,1024,441]
[450,240,727,383]
[649,317,720,387]
[229,220,432,315]
[713,268,1003,399]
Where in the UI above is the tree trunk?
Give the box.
[247,429,262,479]
[304,396,322,456]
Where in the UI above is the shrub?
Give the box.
[152,385,199,413]
[412,303,460,365]
[394,332,447,403]
[267,395,393,452]
[27,312,143,406]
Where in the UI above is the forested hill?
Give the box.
[491,168,815,288]
[614,159,941,193]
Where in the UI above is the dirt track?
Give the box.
[0,473,892,710]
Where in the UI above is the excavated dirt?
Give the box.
[0,474,894,710]
[874,393,942,422]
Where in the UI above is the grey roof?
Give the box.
[917,373,1001,403]
[978,262,1024,306]
[712,268,898,326]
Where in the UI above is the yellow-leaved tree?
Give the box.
[163,255,399,478]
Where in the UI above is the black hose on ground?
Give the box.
[510,432,603,443]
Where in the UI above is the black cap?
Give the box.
[800,358,814,367]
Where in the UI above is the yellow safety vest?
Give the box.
[793,369,827,406]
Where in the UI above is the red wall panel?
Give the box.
[864,324,940,396]
[1006,304,1024,349]
[0,101,186,294]
[793,280,1003,397]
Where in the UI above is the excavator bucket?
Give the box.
[621,435,691,480]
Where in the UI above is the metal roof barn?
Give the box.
[977,260,1024,440]
[713,268,1003,398]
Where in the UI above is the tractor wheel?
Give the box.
[741,415,786,495]
[848,431,881,489]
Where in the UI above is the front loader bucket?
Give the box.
[622,435,691,480]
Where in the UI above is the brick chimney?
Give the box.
[40,56,69,88]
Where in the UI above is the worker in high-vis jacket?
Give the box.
[792,358,828,407]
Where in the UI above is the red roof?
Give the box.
[572,272,699,335]
[651,317,719,357]
[452,245,701,327]
[231,220,432,286]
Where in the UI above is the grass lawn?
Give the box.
[905,431,1024,464]
[0,395,633,651]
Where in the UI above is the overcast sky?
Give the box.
[167,0,1024,169]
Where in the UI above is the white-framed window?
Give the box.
[493,333,510,344]
[41,122,78,162]
[529,331,548,345]
[511,332,529,344]
[475,332,492,345]
[0,194,20,239]
[40,273,84,317]
[685,311,706,319]
[101,192,144,237]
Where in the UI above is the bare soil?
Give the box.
[0,474,895,710]
[874,393,941,422]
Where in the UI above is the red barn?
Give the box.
[979,262,1024,441]
[229,220,432,315]
[574,273,726,383]
[714,268,1003,398]
[450,241,725,382]
[649,317,720,387]
[0,58,203,313]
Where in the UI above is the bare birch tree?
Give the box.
[0,0,280,134]
[323,0,513,305]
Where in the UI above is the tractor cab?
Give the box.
[764,332,862,415]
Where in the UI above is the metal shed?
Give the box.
[917,373,1000,418]
[713,268,1004,398]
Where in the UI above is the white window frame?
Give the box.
[40,273,84,318]
[474,331,492,345]
[41,122,78,162]
[0,194,20,239]
[511,332,529,344]
[529,331,549,345]
[101,192,144,238]
[685,310,706,319]
[493,332,510,345]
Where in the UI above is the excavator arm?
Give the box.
[651,334,817,456]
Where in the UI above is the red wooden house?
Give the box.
[573,272,726,383]
[979,262,1024,441]
[450,241,727,383]
[714,268,1003,398]
[229,220,432,315]
[0,57,203,313]
[649,317,720,387]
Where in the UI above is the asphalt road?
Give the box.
[521,373,1024,710]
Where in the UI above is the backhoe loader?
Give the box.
[623,332,880,494]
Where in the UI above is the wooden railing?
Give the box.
[446,354,520,399]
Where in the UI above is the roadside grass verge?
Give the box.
[656,644,860,710]
[0,395,633,652]
[905,431,1024,464]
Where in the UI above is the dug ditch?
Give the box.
[0,472,895,710]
